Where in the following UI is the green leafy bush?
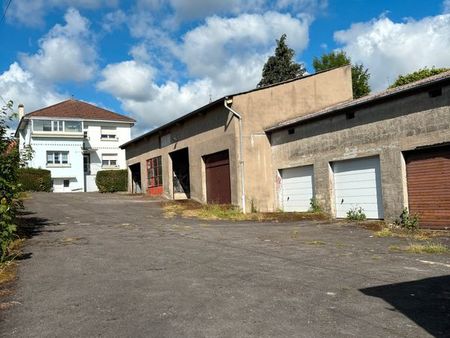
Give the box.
[346,207,366,221]
[1,100,20,261]
[395,207,420,231]
[309,197,322,213]
[96,170,127,193]
[18,168,52,192]
[389,67,450,88]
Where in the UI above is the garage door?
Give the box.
[405,147,450,229]
[204,150,231,204]
[333,156,383,219]
[281,165,314,212]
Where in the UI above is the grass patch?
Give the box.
[405,243,449,254]
[371,224,448,241]
[375,228,394,238]
[389,242,449,254]
[0,261,17,285]
[161,200,328,222]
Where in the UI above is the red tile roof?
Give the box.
[25,99,135,123]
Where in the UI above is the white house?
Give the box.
[15,99,135,192]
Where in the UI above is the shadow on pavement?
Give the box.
[16,211,58,240]
[360,275,450,338]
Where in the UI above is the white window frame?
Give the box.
[47,151,70,166]
[33,120,82,133]
[102,153,118,168]
[101,127,117,140]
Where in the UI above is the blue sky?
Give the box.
[1,0,450,135]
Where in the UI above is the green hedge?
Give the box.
[96,170,127,193]
[18,168,52,192]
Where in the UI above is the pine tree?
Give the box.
[257,34,305,87]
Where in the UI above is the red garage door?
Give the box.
[204,150,231,204]
[405,146,450,229]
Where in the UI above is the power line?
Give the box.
[1,0,13,24]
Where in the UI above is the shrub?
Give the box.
[395,207,420,231]
[309,197,321,213]
[346,207,366,221]
[96,170,127,193]
[17,168,52,192]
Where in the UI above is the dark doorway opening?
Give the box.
[129,162,142,194]
[170,148,190,199]
[204,150,231,204]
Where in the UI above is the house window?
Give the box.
[147,156,162,188]
[47,151,69,165]
[63,180,70,188]
[33,120,82,132]
[102,153,118,167]
[64,121,82,132]
[101,127,117,140]
[33,120,53,132]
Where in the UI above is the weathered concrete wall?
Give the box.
[231,66,353,211]
[270,84,450,221]
[125,105,240,205]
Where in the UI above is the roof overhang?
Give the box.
[265,72,450,133]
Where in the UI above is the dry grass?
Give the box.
[0,261,17,285]
[389,242,449,254]
[405,243,449,254]
[162,201,328,222]
[375,228,394,238]
[372,225,448,241]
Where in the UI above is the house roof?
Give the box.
[265,69,450,133]
[120,66,349,148]
[24,99,135,123]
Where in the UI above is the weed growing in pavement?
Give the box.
[346,207,366,221]
[395,208,420,231]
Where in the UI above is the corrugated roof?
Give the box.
[265,69,450,132]
[25,99,135,123]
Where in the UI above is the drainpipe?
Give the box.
[224,97,246,213]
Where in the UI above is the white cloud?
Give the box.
[168,0,265,21]
[334,14,450,91]
[102,9,127,32]
[98,12,311,133]
[179,12,310,82]
[20,8,96,83]
[97,61,156,102]
[7,0,117,27]
[0,63,64,115]
[276,0,328,13]
[444,0,450,13]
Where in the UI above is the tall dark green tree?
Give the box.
[312,51,370,99]
[257,34,305,87]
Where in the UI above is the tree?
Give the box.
[257,34,305,87]
[312,51,370,99]
[389,67,450,88]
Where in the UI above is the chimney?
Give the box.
[18,104,24,119]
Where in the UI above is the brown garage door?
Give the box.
[204,150,231,204]
[405,146,450,229]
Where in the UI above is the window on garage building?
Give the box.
[147,156,163,196]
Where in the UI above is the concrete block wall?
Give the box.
[270,84,450,221]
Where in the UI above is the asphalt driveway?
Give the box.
[1,193,449,337]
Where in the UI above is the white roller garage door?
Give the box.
[281,165,314,212]
[333,156,383,219]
